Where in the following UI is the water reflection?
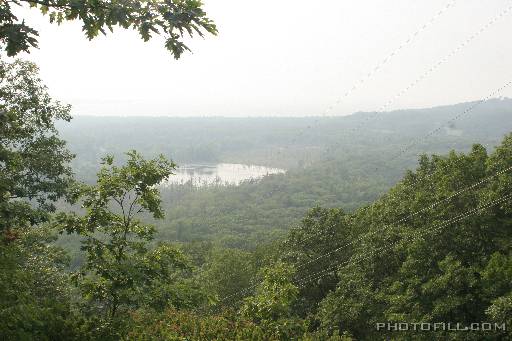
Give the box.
[163,163,286,187]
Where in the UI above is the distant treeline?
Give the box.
[56,100,512,251]
[59,98,512,182]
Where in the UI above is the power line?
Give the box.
[388,82,512,165]
[278,3,512,256]
[281,79,511,260]
[210,2,512,308]
[288,0,459,145]
[296,191,512,288]
[219,164,512,305]
[293,164,512,270]
[215,192,512,306]
[323,2,512,157]
[223,126,510,304]
[222,187,512,308]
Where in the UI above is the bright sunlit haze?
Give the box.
[13,0,512,117]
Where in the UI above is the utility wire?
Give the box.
[217,192,512,307]
[323,2,512,157]
[280,3,512,254]
[212,2,512,307]
[296,191,512,287]
[219,165,512,305]
[282,78,512,259]
[288,0,459,145]
[293,164,512,270]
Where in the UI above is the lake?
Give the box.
[163,163,286,186]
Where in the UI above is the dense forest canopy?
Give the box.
[2,2,512,339]
[2,60,511,339]
[55,100,512,249]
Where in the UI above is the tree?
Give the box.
[56,151,192,319]
[241,261,299,322]
[201,247,255,302]
[283,207,351,316]
[316,135,512,340]
[241,261,305,340]
[0,226,80,340]
[0,58,74,235]
[0,0,217,58]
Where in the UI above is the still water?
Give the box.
[163,163,286,186]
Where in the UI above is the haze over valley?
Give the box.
[57,98,512,248]
[3,1,512,339]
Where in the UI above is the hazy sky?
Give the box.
[12,0,512,117]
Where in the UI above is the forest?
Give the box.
[57,100,512,252]
[2,1,512,340]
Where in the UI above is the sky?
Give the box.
[12,0,512,117]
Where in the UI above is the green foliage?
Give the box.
[240,262,306,340]
[55,151,196,318]
[0,227,80,340]
[314,133,512,340]
[0,58,80,340]
[0,58,73,233]
[126,306,349,341]
[283,207,351,316]
[58,101,512,249]
[481,252,512,299]
[3,59,512,340]
[201,247,255,302]
[0,0,216,58]
[241,262,299,322]
[486,293,512,338]
[481,253,512,339]
[126,308,301,341]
